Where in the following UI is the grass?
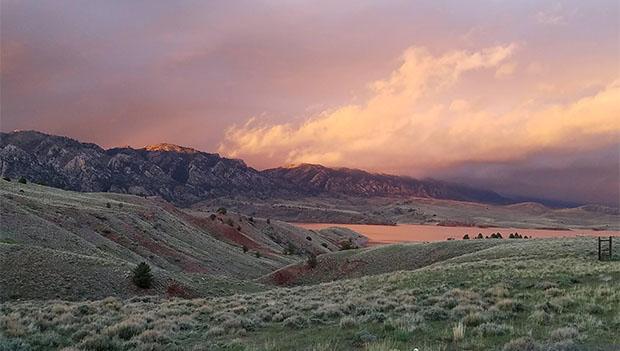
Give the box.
[1,237,618,350]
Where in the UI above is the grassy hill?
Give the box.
[260,240,507,286]
[0,180,360,300]
[1,237,618,350]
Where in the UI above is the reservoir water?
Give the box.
[295,223,620,244]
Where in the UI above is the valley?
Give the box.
[0,132,619,350]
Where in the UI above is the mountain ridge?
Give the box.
[1,130,518,206]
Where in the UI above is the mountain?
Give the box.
[0,130,510,205]
[0,130,284,206]
[265,163,509,203]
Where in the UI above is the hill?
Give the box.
[0,180,361,301]
[1,237,618,350]
[1,130,511,206]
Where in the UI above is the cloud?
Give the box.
[219,44,620,176]
[534,2,577,26]
[495,62,517,78]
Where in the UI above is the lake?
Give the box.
[295,223,620,244]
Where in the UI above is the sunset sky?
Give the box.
[1,1,619,205]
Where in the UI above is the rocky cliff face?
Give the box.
[0,131,509,205]
[0,131,282,205]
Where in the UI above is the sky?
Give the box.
[1,0,619,206]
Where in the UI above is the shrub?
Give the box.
[463,234,469,240]
[306,236,312,241]
[495,299,524,312]
[340,239,356,250]
[242,245,249,253]
[549,327,579,342]
[339,316,358,329]
[473,322,513,336]
[105,320,144,340]
[463,312,487,326]
[226,218,234,227]
[284,242,298,255]
[422,306,448,321]
[132,262,153,289]
[502,337,541,351]
[307,253,318,269]
[321,243,328,248]
[209,214,216,220]
[282,315,308,329]
[18,177,27,184]
[216,207,227,215]
[545,340,578,351]
[353,330,377,345]
[105,202,111,208]
[529,310,552,325]
[255,251,261,258]
[2,176,10,182]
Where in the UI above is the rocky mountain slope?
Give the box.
[1,130,510,206]
[265,163,508,203]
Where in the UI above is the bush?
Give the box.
[473,322,513,336]
[282,315,308,329]
[463,234,469,240]
[255,251,261,258]
[132,262,153,289]
[216,207,227,215]
[339,316,358,329]
[340,239,356,250]
[550,327,579,342]
[2,176,10,182]
[242,245,249,253]
[421,306,448,321]
[105,202,111,208]
[284,242,298,255]
[502,337,541,351]
[226,218,234,227]
[18,177,27,184]
[307,253,318,269]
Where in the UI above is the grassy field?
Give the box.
[1,237,618,351]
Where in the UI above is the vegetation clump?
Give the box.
[131,262,153,289]
[339,238,357,250]
[18,177,27,184]
[307,253,318,269]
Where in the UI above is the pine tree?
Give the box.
[132,262,153,289]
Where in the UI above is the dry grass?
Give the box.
[1,237,618,350]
